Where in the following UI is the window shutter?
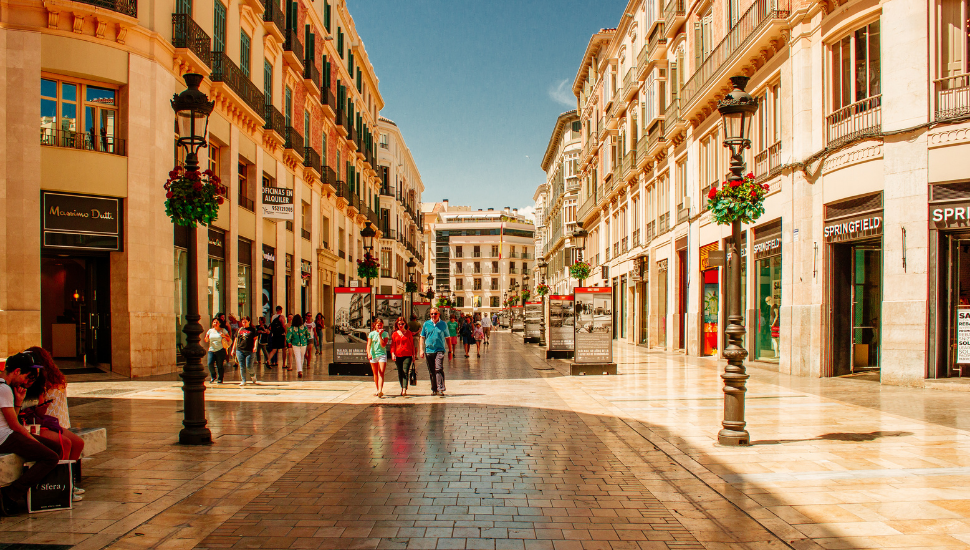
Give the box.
[213,1,226,52]
[324,0,331,31]
[264,60,273,105]
[694,22,702,68]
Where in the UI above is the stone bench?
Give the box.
[0,427,106,486]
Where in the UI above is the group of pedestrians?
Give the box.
[365,308,501,398]
[202,307,326,384]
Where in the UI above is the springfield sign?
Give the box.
[824,215,882,243]
[261,185,294,220]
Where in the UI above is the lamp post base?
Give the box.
[717,427,750,446]
[179,427,213,445]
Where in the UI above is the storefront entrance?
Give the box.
[831,241,883,376]
[41,255,111,365]
[938,234,970,377]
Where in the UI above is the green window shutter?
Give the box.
[304,111,310,143]
[337,28,343,58]
[285,87,292,125]
[324,0,331,31]
[240,32,251,77]
[264,60,273,105]
[356,68,361,92]
[213,0,227,52]
[348,52,353,75]
[176,0,191,15]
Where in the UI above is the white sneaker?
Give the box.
[239,381,246,386]
[73,487,85,495]
[72,494,83,502]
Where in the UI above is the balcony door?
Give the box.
[176,0,191,15]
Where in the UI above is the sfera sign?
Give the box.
[930,203,970,228]
[261,185,294,220]
[824,215,882,242]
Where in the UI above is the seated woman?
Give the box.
[24,346,85,499]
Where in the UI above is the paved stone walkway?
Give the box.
[2,332,970,549]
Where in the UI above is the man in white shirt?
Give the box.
[0,352,60,515]
[480,313,492,345]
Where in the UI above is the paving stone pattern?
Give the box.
[200,402,704,550]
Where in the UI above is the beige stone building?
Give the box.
[2,0,422,376]
[570,0,970,386]
[534,110,582,296]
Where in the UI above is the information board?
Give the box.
[333,287,372,363]
[413,301,432,322]
[524,301,542,339]
[261,185,294,220]
[959,307,970,363]
[574,287,613,363]
[548,295,575,351]
[511,306,525,331]
[375,294,404,323]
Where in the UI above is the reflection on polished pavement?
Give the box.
[2,333,970,549]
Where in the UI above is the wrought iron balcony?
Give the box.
[677,205,689,224]
[753,141,782,182]
[622,67,637,100]
[210,51,265,116]
[261,0,284,40]
[263,104,285,138]
[321,87,336,115]
[321,166,337,189]
[77,0,136,17]
[637,44,650,81]
[646,221,656,241]
[647,118,666,155]
[303,146,321,174]
[663,0,685,38]
[304,60,320,91]
[658,212,670,234]
[301,228,311,241]
[632,229,640,248]
[648,22,667,61]
[663,99,681,137]
[283,28,304,70]
[622,149,636,181]
[171,14,211,68]
[40,128,126,156]
[826,95,881,147]
[936,73,970,120]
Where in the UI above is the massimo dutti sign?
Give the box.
[42,192,121,251]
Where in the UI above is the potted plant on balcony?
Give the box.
[706,173,769,226]
[164,166,226,226]
[569,261,592,286]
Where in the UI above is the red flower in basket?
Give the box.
[730,179,742,188]
[708,187,718,199]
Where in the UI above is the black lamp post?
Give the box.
[571,227,589,287]
[426,274,434,299]
[407,257,416,317]
[361,221,376,289]
[171,73,214,446]
[538,259,548,347]
[716,75,758,447]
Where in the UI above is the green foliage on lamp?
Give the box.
[706,173,768,225]
[569,261,591,281]
[435,297,450,308]
[405,281,419,293]
[521,290,531,302]
[535,283,550,297]
[164,167,226,227]
[356,252,380,280]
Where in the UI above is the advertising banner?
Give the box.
[375,294,404,323]
[413,301,432,323]
[511,306,525,331]
[524,301,542,339]
[959,307,970,364]
[333,287,371,363]
[261,185,295,220]
[548,295,575,351]
[574,287,613,363]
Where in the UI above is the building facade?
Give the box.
[5,0,422,376]
[570,0,969,386]
[535,111,582,295]
[376,117,425,295]
[427,207,535,315]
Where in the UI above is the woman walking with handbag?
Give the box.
[204,318,230,383]
[286,314,311,378]
[390,316,416,397]
[229,316,258,385]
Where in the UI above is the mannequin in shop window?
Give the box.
[766,296,780,356]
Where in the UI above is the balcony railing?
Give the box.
[637,44,650,79]
[663,99,680,137]
[304,61,320,90]
[677,205,689,224]
[663,0,685,35]
[646,221,656,241]
[622,149,636,180]
[263,104,285,137]
[238,192,255,211]
[304,146,321,174]
[622,67,636,99]
[936,73,970,120]
[681,0,791,110]
[753,141,782,181]
[40,128,126,156]
[172,14,211,67]
[262,0,284,37]
[826,95,882,147]
[647,22,667,59]
[301,228,311,241]
[632,229,640,248]
[321,166,337,189]
[321,87,336,113]
[284,127,304,155]
[77,0,136,17]
[700,183,716,211]
[658,212,670,234]
[283,28,304,68]
[621,237,628,254]
[211,51,265,116]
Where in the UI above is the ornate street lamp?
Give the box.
[716,75,759,447]
[171,73,214,446]
[426,273,434,299]
[360,221,377,288]
[538,259,548,347]
[570,227,589,287]
[406,257,417,316]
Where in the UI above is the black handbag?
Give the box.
[409,361,417,386]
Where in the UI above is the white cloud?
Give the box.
[517,206,537,223]
[548,79,575,108]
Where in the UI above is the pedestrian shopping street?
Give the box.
[3,332,970,550]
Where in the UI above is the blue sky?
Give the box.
[351,0,625,213]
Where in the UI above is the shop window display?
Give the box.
[755,256,782,362]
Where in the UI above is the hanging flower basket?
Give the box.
[535,284,549,298]
[435,297,450,308]
[164,167,226,227]
[569,261,591,281]
[521,290,531,302]
[357,252,380,280]
[405,281,419,293]
[706,173,769,226]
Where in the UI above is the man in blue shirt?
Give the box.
[420,308,449,397]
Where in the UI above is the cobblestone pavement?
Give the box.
[1,332,970,549]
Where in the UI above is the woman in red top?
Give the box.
[389,316,417,396]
